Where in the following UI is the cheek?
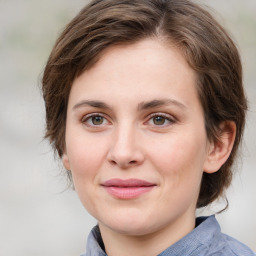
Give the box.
[66,136,108,213]
[151,136,206,212]
[66,135,108,180]
[148,133,206,184]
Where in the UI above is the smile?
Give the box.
[101,179,156,199]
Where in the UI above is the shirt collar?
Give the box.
[84,225,107,256]
[82,215,219,256]
[159,215,219,255]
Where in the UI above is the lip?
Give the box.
[101,179,156,199]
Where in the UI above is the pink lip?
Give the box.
[101,179,156,199]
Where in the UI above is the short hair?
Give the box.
[41,0,247,208]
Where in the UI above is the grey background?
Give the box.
[0,0,255,255]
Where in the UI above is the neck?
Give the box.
[99,213,196,256]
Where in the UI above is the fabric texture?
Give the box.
[81,215,255,256]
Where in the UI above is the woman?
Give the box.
[41,0,254,255]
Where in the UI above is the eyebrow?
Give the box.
[137,99,187,111]
[72,98,187,111]
[72,100,111,110]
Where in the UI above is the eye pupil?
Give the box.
[153,116,165,125]
[92,116,103,125]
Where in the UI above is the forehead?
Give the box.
[89,38,192,77]
[70,38,200,110]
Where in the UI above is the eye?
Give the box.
[147,113,175,127]
[152,116,167,125]
[82,114,110,127]
[90,116,104,125]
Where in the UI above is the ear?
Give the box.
[203,121,236,174]
[62,153,71,171]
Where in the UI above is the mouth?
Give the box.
[101,179,156,199]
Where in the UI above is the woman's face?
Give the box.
[63,39,213,236]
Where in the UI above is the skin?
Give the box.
[62,38,235,256]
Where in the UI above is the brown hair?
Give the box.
[41,0,247,208]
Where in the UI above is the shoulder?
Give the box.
[194,216,255,256]
[217,233,255,256]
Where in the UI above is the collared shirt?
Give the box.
[81,215,255,256]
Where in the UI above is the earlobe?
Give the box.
[204,121,236,174]
[62,153,71,171]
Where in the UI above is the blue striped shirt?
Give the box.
[81,215,255,256]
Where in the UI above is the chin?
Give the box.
[100,213,158,236]
[110,224,153,236]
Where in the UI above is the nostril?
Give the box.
[129,160,137,164]
[110,160,117,165]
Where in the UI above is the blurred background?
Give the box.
[0,0,255,255]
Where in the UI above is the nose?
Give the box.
[107,124,145,169]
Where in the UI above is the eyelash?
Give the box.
[146,113,175,127]
[81,113,110,128]
[81,112,176,128]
